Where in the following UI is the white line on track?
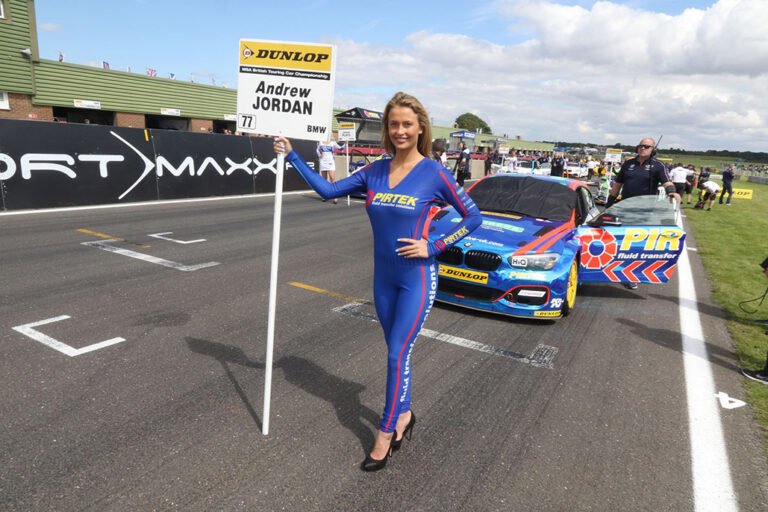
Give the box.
[148,232,206,244]
[678,230,738,511]
[13,315,126,357]
[82,239,219,271]
[332,302,558,368]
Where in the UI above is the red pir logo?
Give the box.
[580,228,617,269]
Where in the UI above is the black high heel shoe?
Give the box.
[360,435,395,472]
[391,411,416,452]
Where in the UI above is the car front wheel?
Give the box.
[561,259,578,317]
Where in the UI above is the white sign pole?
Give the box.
[345,144,350,207]
[262,151,285,436]
[237,39,336,436]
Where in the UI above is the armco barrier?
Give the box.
[0,119,318,210]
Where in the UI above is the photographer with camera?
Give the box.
[740,257,768,384]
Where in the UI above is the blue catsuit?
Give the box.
[285,151,481,432]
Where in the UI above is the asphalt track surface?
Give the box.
[1,192,767,511]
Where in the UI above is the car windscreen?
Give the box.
[516,159,539,169]
[605,195,678,226]
[468,176,576,221]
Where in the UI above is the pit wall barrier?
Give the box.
[0,119,319,211]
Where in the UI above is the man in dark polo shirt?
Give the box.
[605,137,680,207]
[605,137,680,289]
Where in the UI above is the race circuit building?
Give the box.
[0,0,237,133]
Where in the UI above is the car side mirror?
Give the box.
[589,213,622,227]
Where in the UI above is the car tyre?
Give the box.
[561,259,578,317]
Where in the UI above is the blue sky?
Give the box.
[34,1,767,151]
[35,0,716,83]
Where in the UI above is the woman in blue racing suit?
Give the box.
[273,92,481,472]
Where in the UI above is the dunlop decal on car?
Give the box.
[438,265,488,285]
[534,310,561,318]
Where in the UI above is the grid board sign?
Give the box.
[237,39,336,142]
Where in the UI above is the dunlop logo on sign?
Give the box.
[732,188,753,200]
[240,41,333,72]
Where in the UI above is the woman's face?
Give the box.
[387,106,422,153]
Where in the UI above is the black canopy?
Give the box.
[468,176,576,222]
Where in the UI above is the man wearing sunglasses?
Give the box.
[605,137,679,208]
[605,137,680,289]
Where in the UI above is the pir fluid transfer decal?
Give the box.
[579,227,684,282]
[237,39,336,140]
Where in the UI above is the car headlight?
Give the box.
[507,253,560,271]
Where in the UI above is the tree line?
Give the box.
[546,141,768,163]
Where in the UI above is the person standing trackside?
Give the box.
[605,138,680,206]
[605,137,680,290]
[586,156,597,180]
[669,163,689,201]
[551,153,566,177]
[316,138,345,204]
[720,165,735,205]
[484,149,493,176]
[273,92,481,472]
[431,139,447,167]
[453,142,470,186]
[684,165,697,205]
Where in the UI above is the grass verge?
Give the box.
[682,178,768,451]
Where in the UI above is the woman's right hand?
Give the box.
[273,136,293,155]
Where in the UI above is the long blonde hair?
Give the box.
[381,91,432,157]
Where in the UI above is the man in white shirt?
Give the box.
[586,157,597,180]
[700,180,721,211]
[668,163,690,197]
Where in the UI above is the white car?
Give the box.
[564,162,588,178]
[493,159,551,176]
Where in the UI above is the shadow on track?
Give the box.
[614,318,739,373]
[185,337,379,450]
[187,337,264,430]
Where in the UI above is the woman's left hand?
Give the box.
[273,136,293,155]
[396,238,429,259]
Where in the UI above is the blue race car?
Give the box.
[429,174,686,320]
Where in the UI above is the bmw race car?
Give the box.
[428,174,686,320]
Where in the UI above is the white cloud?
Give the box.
[332,0,768,151]
[39,23,62,32]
